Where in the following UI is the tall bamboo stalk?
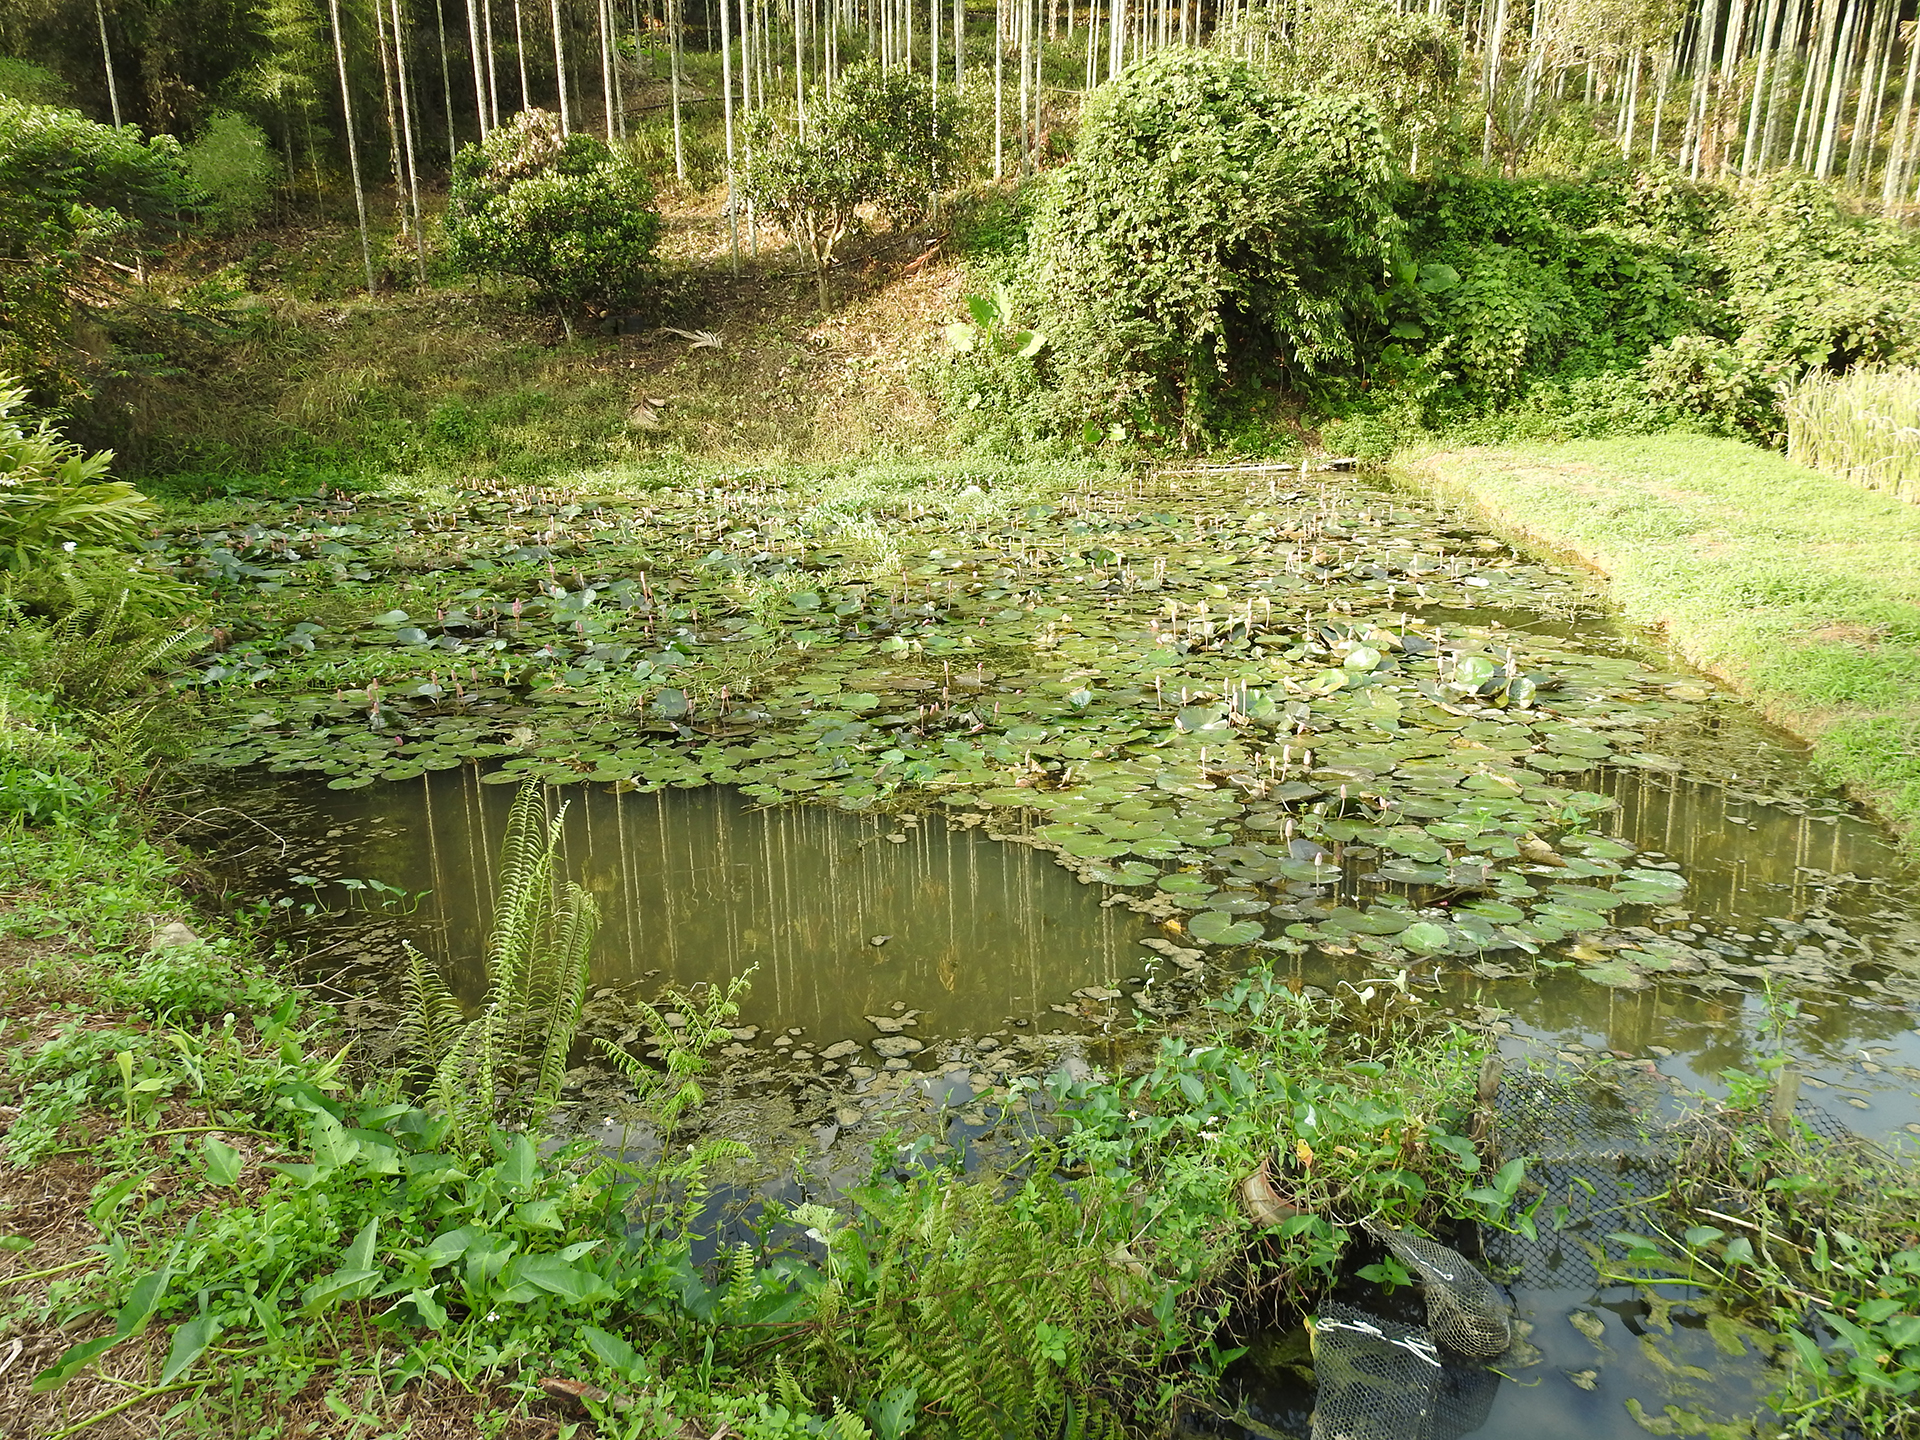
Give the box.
[550,0,572,130]
[994,0,1006,174]
[467,0,492,134]
[598,0,615,139]
[1883,19,1920,202]
[482,0,501,123]
[1814,0,1859,177]
[514,0,531,110]
[329,0,378,293]
[1742,0,1785,172]
[671,0,686,173]
[435,0,458,154]
[94,0,123,126]
[390,0,429,280]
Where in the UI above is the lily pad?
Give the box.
[1188,911,1264,946]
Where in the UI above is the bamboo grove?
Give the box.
[18,0,1920,277]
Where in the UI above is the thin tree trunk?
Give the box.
[514,0,531,110]
[995,0,1006,174]
[1018,0,1029,172]
[722,0,739,271]
[956,0,965,87]
[435,0,458,154]
[672,0,686,174]
[94,0,123,126]
[1743,0,1785,172]
[483,0,502,122]
[1650,40,1675,157]
[1758,0,1805,166]
[1794,0,1840,165]
[1481,0,1509,166]
[468,0,492,134]
[792,0,806,138]
[330,0,378,293]
[391,0,429,281]
[598,0,616,138]
[551,0,572,131]
[1107,0,1120,79]
[1032,0,1042,156]
[1622,50,1643,157]
[1815,0,1859,176]
[1883,19,1919,203]
[1684,0,1720,176]
[373,0,408,212]
[1849,0,1894,185]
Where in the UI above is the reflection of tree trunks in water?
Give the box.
[392,770,1143,1041]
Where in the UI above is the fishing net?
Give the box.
[1285,1061,1862,1440]
[1361,1222,1512,1359]
[1478,1062,1856,1291]
[1307,1303,1500,1440]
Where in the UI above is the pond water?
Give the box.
[250,770,1145,1044]
[185,465,1920,1440]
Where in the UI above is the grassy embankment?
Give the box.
[1403,435,1920,846]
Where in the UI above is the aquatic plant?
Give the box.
[402,781,597,1153]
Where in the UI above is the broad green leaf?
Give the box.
[1187,911,1262,945]
[158,1313,222,1385]
[201,1135,242,1188]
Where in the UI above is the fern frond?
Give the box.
[400,941,466,1075]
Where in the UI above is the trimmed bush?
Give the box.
[445,110,660,333]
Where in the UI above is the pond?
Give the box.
[244,769,1146,1047]
[178,463,1920,1440]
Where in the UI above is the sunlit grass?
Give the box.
[1781,366,1920,505]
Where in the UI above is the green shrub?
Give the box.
[1028,50,1400,439]
[185,110,279,234]
[0,100,191,405]
[1715,179,1920,374]
[0,57,69,104]
[445,110,661,334]
[1384,170,1717,411]
[744,63,960,307]
[1640,334,1781,442]
[0,375,157,569]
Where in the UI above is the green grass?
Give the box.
[1401,433,1920,846]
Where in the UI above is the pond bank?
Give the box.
[1400,436,1920,848]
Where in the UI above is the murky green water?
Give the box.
[237,769,1145,1048]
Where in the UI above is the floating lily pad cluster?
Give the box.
[170,472,1746,971]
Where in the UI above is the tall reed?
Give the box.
[1781,367,1920,504]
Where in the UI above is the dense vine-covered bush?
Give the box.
[1369,168,1920,435]
[1381,169,1718,408]
[444,110,660,331]
[0,100,190,405]
[1713,178,1920,374]
[1028,50,1400,438]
